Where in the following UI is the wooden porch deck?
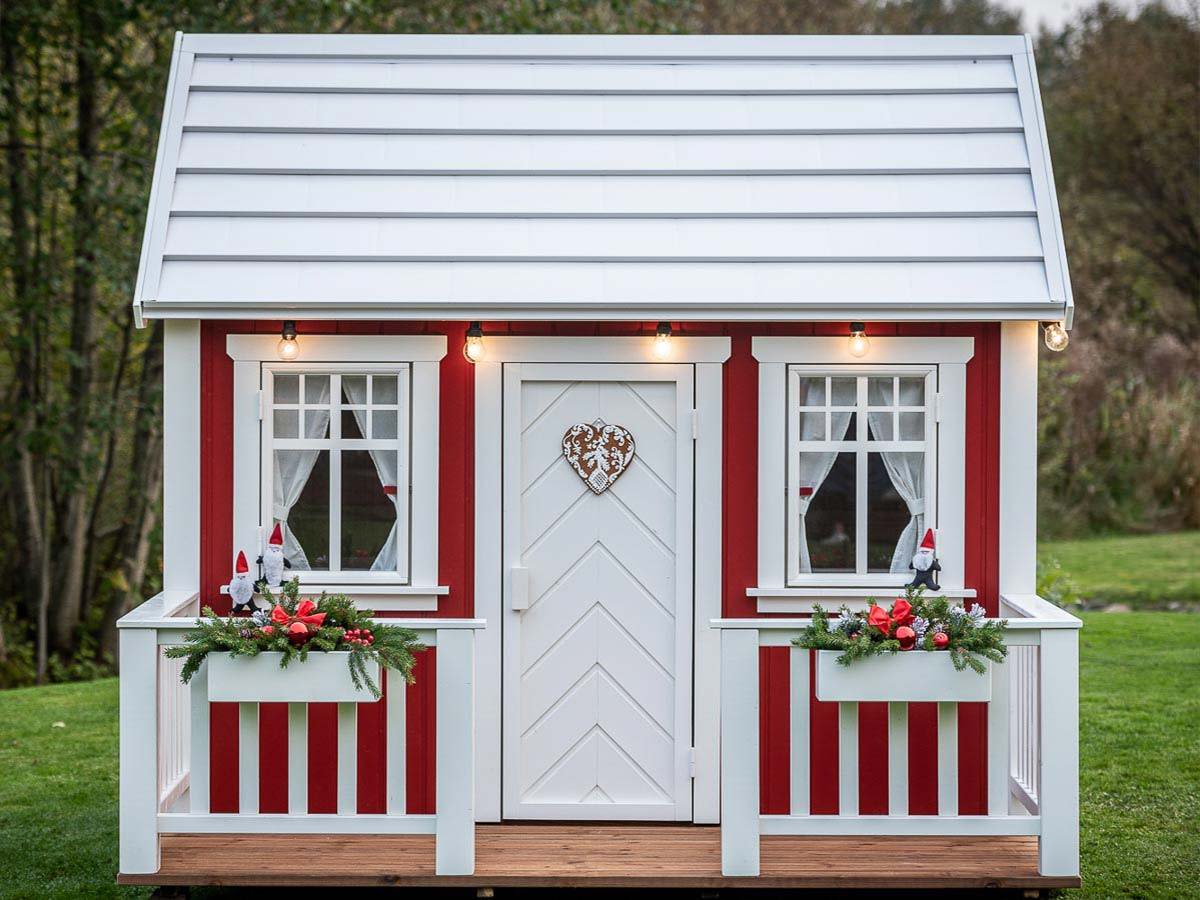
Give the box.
[118,824,1080,890]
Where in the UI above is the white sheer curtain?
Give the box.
[272,379,330,570]
[342,378,400,572]
[867,379,925,573]
[797,410,854,573]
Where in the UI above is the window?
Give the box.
[264,366,411,582]
[787,367,935,584]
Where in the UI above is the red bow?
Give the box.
[868,599,915,637]
[271,599,326,639]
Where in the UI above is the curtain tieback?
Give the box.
[272,506,291,521]
[905,498,925,516]
[382,485,397,496]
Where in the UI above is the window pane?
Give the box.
[342,410,365,440]
[898,377,925,405]
[281,449,329,571]
[274,374,299,404]
[304,374,330,405]
[797,377,825,406]
[802,451,855,572]
[273,409,298,439]
[797,410,826,441]
[899,411,925,441]
[830,377,856,406]
[867,377,893,406]
[303,407,330,439]
[867,452,924,573]
[372,375,399,405]
[867,412,893,441]
[341,450,396,570]
[343,375,367,405]
[373,409,398,440]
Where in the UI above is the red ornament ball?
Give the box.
[933,631,950,649]
[895,625,916,650]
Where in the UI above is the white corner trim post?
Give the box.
[163,320,200,595]
[999,321,1038,595]
[119,628,160,874]
[435,627,476,875]
[1038,627,1081,877]
[720,628,760,876]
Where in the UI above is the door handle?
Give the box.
[511,566,530,611]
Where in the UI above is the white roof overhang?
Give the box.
[132,34,1074,326]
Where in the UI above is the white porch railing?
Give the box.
[118,590,484,877]
[713,593,1080,879]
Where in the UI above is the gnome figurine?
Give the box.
[228,550,259,615]
[906,528,942,592]
[256,522,292,590]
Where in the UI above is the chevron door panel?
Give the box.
[502,364,694,821]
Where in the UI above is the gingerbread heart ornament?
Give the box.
[562,419,636,495]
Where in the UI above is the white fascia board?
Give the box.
[179,33,1031,58]
[752,335,974,364]
[226,333,446,361]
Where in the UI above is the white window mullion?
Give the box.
[329,374,342,574]
[855,376,868,575]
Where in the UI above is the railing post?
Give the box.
[119,628,160,874]
[1038,628,1080,877]
[720,628,760,876]
[435,628,475,875]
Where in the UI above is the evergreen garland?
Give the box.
[792,586,1007,674]
[165,578,423,698]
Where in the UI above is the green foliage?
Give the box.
[1039,531,1200,609]
[164,578,423,698]
[793,586,1008,674]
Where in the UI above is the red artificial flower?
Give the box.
[896,625,916,650]
[260,625,274,636]
[867,605,893,636]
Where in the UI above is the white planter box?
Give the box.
[207,652,380,703]
[814,650,992,703]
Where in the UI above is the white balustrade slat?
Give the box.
[386,669,408,815]
[838,702,859,816]
[888,703,908,816]
[937,702,958,816]
[239,703,259,814]
[337,703,358,815]
[288,703,308,814]
[987,649,1012,816]
[188,661,210,815]
[720,629,760,876]
[788,646,810,816]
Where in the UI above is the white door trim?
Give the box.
[473,337,726,823]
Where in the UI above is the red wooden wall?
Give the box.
[198,320,1000,817]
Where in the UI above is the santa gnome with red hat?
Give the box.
[228,551,259,614]
[256,522,292,590]
[906,528,942,592]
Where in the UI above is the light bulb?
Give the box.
[1043,322,1069,352]
[277,321,299,360]
[848,322,869,358]
[653,322,672,360]
[463,322,485,363]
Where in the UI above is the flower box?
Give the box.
[814,649,992,703]
[207,652,381,703]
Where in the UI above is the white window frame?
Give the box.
[786,364,937,587]
[751,336,974,612]
[227,334,448,610]
[261,363,412,585]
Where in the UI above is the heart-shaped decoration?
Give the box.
[562,419,636,495]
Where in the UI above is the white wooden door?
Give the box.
[502,363,694,821]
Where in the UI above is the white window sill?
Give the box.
[747,585,976,614]
[221,583,450,612]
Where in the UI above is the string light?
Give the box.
[463,321,485,363]
[1043,322,1070,352]
[847,322,870,358]
[276,321,299,361]
[653,322,673,360]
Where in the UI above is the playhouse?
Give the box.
[118,33,1082,890]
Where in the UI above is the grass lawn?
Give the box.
[1,613,1197,898]
[1039,531,1200,609]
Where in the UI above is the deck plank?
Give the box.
[119,825,1079,889]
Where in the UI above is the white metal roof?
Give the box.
[133,34,1073,324]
